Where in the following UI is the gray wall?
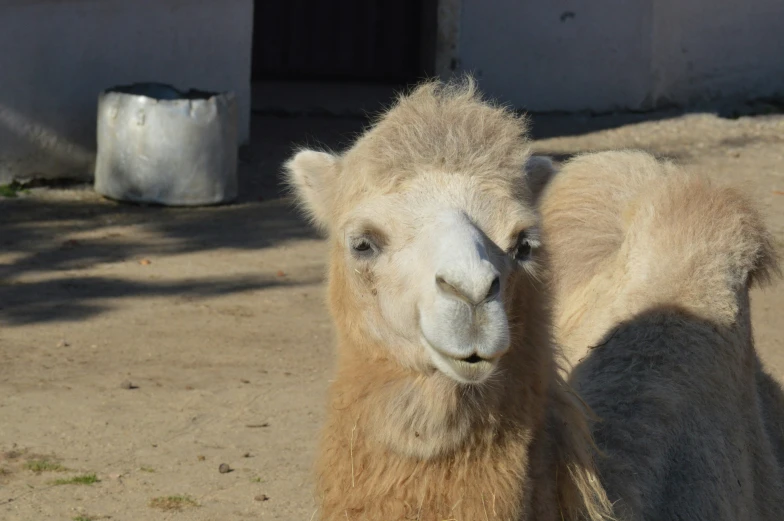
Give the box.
[651,0,784,105]
[454,0,784,112]
[0,0,253,183]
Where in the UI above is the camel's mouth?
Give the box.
[462,354,484,364]
[420,336,500,385]
[445,357,496,385]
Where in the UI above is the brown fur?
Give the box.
[538,150,784,519]
[286,79,612,520]
[320,264,606,521]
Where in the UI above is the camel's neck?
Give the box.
[315,346,565,521]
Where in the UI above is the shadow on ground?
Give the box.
[528,108,685,140]
[0,196,320,326]
[0,275,314,326]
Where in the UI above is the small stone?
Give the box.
[120,380,137,390]
[243,452,251,458]
[254,494,269,502]
[139,259,152,266]
[276,270,286,277]
[57,340,70,348]
[218,463,231,474]
[197,455,206,461]
[240,379,250,384]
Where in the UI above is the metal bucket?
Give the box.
[94,83,238,206]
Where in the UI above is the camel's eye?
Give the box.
[350,236,379,259]
[354,240,372,252]
[511,231,536,262]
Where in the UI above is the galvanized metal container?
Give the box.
[94,83,238,205]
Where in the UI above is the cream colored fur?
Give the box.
[285,79,612,520]
[538,150,784,520]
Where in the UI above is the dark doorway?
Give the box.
[251,0,436,84]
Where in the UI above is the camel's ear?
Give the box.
[524,155,557,205]
[284,149,340,231]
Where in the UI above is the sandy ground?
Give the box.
[1,111,782,520]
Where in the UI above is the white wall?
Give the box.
[651,0,784,105]
[456,0,653,111]
[453,0,784,112]
[0,0,253,183]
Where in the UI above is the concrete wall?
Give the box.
[0,0,253,183]
[651,0,784,105]
[453,0,784,112]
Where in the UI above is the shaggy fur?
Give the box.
[286,79,612,520]
[289,79,536,234]
[538,150,784,520]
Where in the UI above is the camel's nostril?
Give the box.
[435,275,468,302]
[436,273,501,306]
[486,276,501,301]
[435,275,454,294]
[463,354,483,364]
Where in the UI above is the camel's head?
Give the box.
[285,80,545,385]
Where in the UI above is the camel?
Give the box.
[285,79,612,520]
[536,150,784,520]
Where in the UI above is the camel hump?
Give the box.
[541,149,780,294]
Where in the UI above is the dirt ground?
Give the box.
[1,110,783,521]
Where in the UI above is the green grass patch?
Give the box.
[139,466,155,473]
[0,182,28,198]
[52,473,99,486]
[25,459,66,473]
[73,516,94,521]
[149,495,198,511]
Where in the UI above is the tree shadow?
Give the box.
[0,196,321,326]
[1,197,316,270]
[0,274,315,326]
